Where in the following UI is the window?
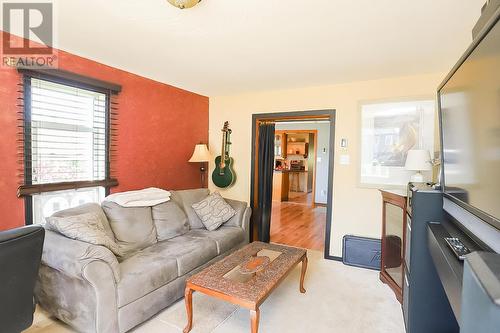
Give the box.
[29,78,107,184]
[19,70,120,224]
[359,99,435,187]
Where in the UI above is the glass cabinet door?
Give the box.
[384,202,404,288]
[274,134,282,157]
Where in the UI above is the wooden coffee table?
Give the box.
[183,241,308,333]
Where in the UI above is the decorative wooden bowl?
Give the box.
[239,256,271,274]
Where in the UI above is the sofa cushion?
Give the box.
[152,201,189,241]
[185,227,245,255]
[51,203,115,241]
[46,212,123,257]
[117,250,178,307]
[147,235,218,276]
[170,189,210,229]
[101,201,157,259]
[191,192,236,231]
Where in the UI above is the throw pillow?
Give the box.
[152,201,190,241]
[46,212,123,257]
[50,203,116,241]
[191,192,236,231]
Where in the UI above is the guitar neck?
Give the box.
[225,132,231,158]
[221,132,227,159]
[220,130,227,169]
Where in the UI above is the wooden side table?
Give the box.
[379,189,407,303]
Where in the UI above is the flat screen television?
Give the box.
[438,8,500,232]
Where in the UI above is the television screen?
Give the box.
[439,15,500,230]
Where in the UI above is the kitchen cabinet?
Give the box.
[274,132,287,158]
[272,171,289,201]
[287,142,308,157]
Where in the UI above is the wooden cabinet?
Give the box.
[379,189,407,303]
[274,132,287,158]
[286,142,308,157]
[272,171,289,201]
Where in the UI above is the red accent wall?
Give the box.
[0,32,209,231]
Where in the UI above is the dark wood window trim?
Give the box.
[18,179,119,197]
[18,69,120,224]
[17,68,122,94]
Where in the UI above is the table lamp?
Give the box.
[189,144,211,187]
[405,149,431,183]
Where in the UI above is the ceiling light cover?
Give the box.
[167,0,201,9]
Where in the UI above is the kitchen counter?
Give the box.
[274,169,307,173]
[273,171,290,201]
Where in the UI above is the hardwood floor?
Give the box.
[270,192,326,251]
[287,191,313,205]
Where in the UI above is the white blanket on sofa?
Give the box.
[105,187,171,207]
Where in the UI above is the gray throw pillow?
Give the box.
[152,201,190,241]
[191,192,236,231]
[46,212,123,257]
[102,201,157,259]
[50,203,116,241]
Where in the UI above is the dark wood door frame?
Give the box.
[250,109,340,261]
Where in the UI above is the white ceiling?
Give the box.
[20,0,487,95]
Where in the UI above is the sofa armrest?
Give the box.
[37,231,120,333]
[42,230,120,283]
[225,199,252,243]
[241,207,252,243]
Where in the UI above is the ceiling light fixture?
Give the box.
[167,0,201,9]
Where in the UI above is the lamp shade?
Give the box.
[189,144,211,162]
[405,149,431,171]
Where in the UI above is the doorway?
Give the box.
[250,110,337,259]
[272,127,323,250]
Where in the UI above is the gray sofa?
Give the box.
[35,189,251,333]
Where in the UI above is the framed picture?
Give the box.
[359,99,435,188]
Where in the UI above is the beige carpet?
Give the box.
[156,293,238,332]
[28,250,405,333]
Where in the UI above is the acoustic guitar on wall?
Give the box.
[212,121,235,188]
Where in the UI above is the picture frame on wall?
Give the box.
[359,98,435,188]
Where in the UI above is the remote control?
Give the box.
[444,237,471,260]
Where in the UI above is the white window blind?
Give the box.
[29,78,107,184]
[26,78,110,224]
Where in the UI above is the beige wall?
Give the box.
[209,72,444,257]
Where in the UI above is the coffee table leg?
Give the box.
[250,308,260,333]
[183,287,194,333]
[300,255,308,293]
